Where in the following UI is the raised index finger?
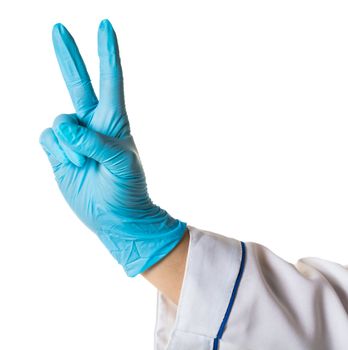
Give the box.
[94,19,130,138]
[98,19,124,109]
[52,23,98,123]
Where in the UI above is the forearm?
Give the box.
[142,228,190,305]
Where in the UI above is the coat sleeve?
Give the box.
[154,225,348,350]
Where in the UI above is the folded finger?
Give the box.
[53,113,86,167]
[39,128,69,167]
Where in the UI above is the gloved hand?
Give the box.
[39,19,187,277]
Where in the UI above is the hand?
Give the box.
[39,19,187,277]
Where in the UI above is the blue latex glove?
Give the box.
[39,19,187,277]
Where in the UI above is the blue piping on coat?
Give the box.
[213,241,246,350]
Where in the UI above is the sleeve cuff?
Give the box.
[154,225,245,350]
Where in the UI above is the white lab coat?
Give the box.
[154,225,348,350]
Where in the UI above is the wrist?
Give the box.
[142,227,190,305]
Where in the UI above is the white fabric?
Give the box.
[154,225,348,350]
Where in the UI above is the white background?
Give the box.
[1,0,348,348]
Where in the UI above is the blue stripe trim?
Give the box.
[213,241,246,350]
